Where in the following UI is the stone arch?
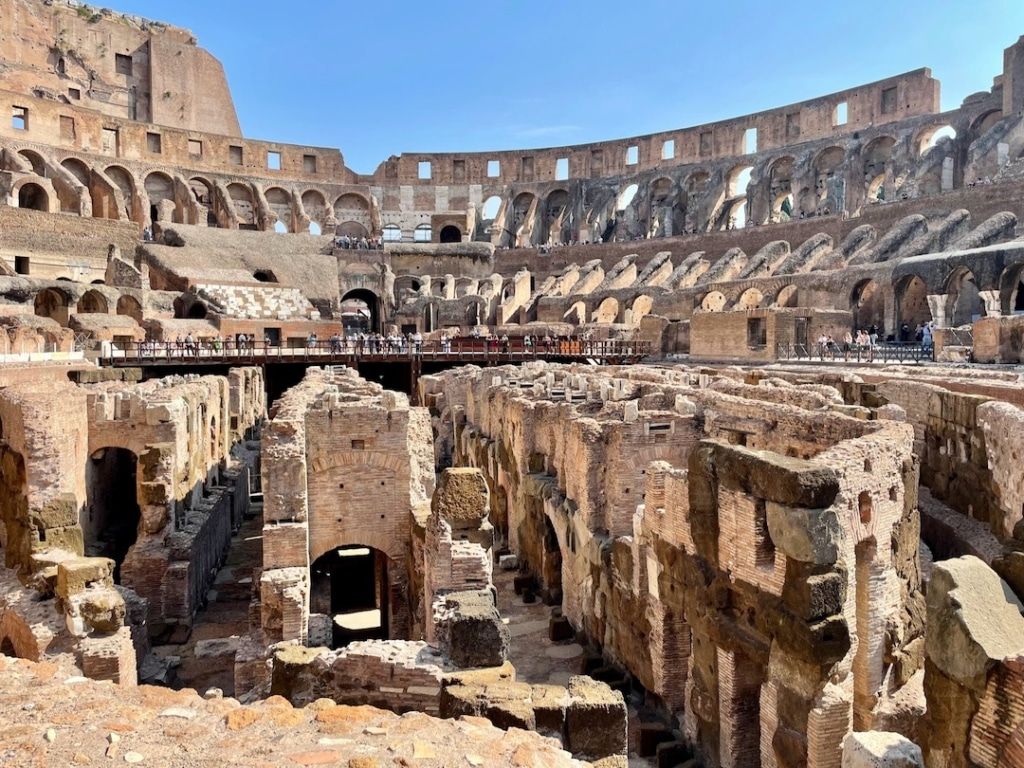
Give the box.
[894,274,931,332]
[592,296,620,324]
[76,289,108,314]
[227,183,256,229]
[999,262,1024,315]
[116,295,143,323]
[863,136,896,202]
[851,279,884,333]
[338,221,370,239]
[265,187,293,233]
[768,156,795,223]
[61,156,92,188]
[85,446,141,583]
[774,284,798,308]
[735,287,764,309]
[18,150,46,177]
[16,182,49,212]
[34,287,72,325]
[616,184,639,211]
[944,266,983,326]
[333,193,371,233]
[188,177,217,226]
[105,165,137,222]
[310,545,393,646]
[464,297,486,327]
[563,301,587,325]
[970,109,1003,138]
[341,288,382,333]
[917,125,957,156]
[628,294,654,326]
[0,612,41,661]
[700,291,726,312]
[544,189,570,244]
[439,224,462,243]
[301,190,329,229]
[144,171,176,224]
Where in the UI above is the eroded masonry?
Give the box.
[2,1,1024,766]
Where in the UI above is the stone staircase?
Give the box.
[196,284,319,320]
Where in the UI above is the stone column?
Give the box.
[926,294,948,328]
[978,289,1002,317]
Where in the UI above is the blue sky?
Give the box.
[110,1,1024,174]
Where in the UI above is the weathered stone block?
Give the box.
[842,731,924,767]
[56,556,114,600]
[766,502,841,564]
[432,468,489,528]
[565,676,627,761]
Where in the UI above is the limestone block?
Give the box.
[435,590,509,668]
[842,732,924,767]
[56,557,114,600]
[565,676,628,761]
[926,556,1024,691]
[432,468,489,529]
[766,502,841,565]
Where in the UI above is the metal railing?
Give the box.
[777,341,933,364]
[99,337,653,366]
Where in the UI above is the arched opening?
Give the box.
[311,546,390,647]
[700,291,726,312]
[105,166,136,221]
[811,146,845,215]
[774,285,798,308]
[851,279,884,333]
[34,287,71,325]
[413,224,432,243]
[895,275,932,334]
[116,295,143,323]
[727,166,753,198]
[337,221,370,239]
[308,221,322,236]
[511,192,536,245]
[999,263,1024,315]
[970,110,1003,140]
[592,296,620,324]
[17,183,48,212]
[628,295,654,326]
[0,637,15,657]
[439,224,462,243]
[186,302,208,320]
[918,125,956,155]
[563,302,586,325]
[544,189,570,244]
[85,447,141,584]
[18,150,46,177]
[76,289,108,314]
[945,267,983,326]
[382,224,402,242]
[301,190,328,231]
[253,270,278,283]
[61,158,96,215]
[464,298,485,327]
[616,184,639,211]
[189,177,217,226]
[227,183,256,229]
[863,137,895,204]
[333,193,371,234]
[341,289,381,333]
[735,288,764,309]
[767,157,794,223]
[144,172,175,224]
[265,187,293,233]
[479,195,502,240]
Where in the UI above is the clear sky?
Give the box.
[108,0,1024,174]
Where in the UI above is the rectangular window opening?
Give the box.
[303,154,317,173]
[11,106,28,131]
[661,139,675,160]
[626,145,639,165]
[146,132,162,154]
[555,157,569,181]
[267,151,282,171]
[114,53,133,76]
[351,439,365,450]
[520,156,534,180]
[754,499,776,568]
[68,87,81,101]
[487,159,500,178]
[188,139,203,157]
[747,317,767,348]
[785,112,800,140]
[229,145,244,165]
[743,127,758,154]
[833,101,848,126]
[14,256,29,275]
[101,127,119,156]
[417,160,432,180]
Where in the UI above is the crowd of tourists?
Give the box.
[813,321,934,361]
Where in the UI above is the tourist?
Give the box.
[843,330,853,361]
[816,333,828,358]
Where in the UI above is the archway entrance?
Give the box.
[895,275,932,335]
[34,288,72,326]
[341,289,381,334]
[311,546,390,647]
[85,448,141,583]
[17,183,48,211]
[851,279,884,334]
[439,225,462,243]
[946,268,983,326]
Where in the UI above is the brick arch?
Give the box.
[0,610,45,661]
